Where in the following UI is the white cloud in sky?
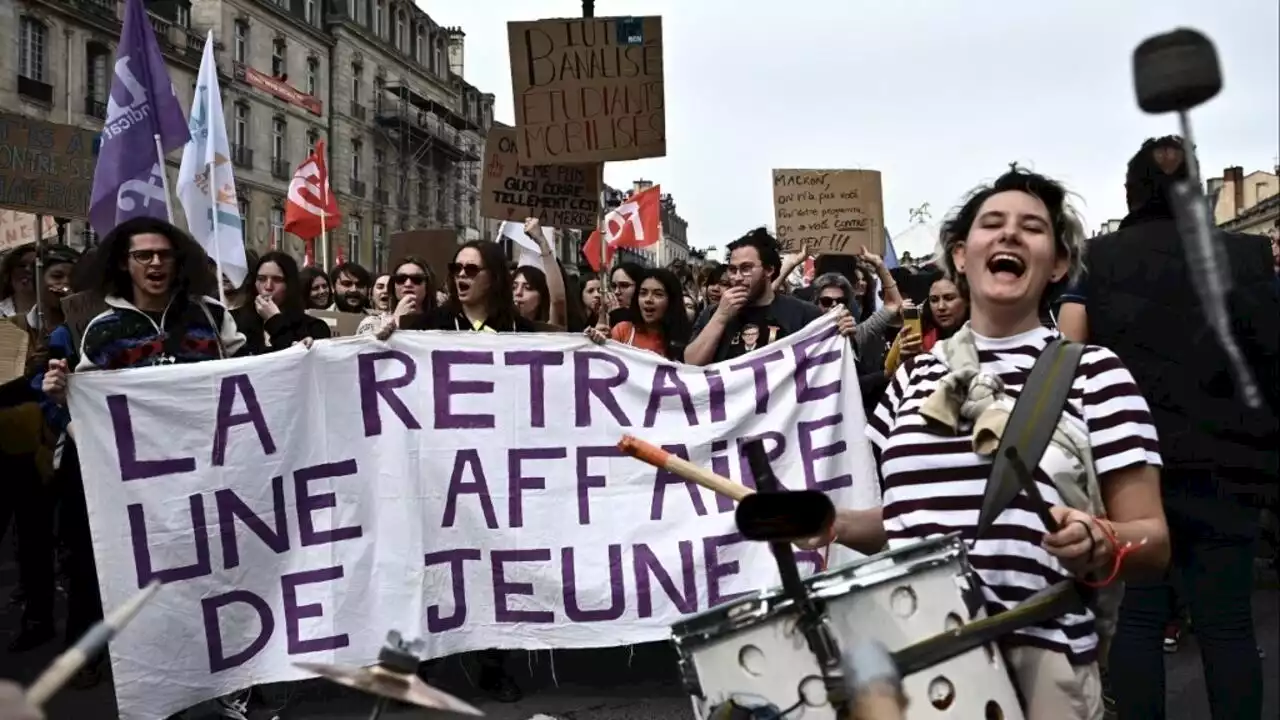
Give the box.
[425,0,1279,251]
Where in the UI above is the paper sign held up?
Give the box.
[772,169,885,256]
[389,229,459,290]
[479,125,600,229]
[508,16,666,164]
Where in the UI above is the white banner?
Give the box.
[68,315,879,719]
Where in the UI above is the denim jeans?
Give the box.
[1108,473,1263,719]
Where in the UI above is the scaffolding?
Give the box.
[373,82,482,234]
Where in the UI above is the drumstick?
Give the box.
[617,435,753,502]
[26,580,162,707]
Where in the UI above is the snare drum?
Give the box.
[671,535,1026,719]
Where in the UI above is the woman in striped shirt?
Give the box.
[820,169,1170,719]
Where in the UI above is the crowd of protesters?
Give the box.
[0,135,1276,720]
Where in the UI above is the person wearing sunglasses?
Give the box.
[360,257,435,336]
[381,241,534,338]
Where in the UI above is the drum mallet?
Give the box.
[26,580,163,707]
[841,639,907,720]
[617,435,753,502]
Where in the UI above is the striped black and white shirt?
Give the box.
[866,325,1162,664]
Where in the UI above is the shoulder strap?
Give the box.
[973,338,1086,540]
[196,300,227,359]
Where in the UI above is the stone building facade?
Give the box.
[2,0,496,273]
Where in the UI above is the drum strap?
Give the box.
[974,338,1085,540]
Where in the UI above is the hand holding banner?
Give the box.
[67,317,878,719]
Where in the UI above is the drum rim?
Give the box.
[669,533,970,646]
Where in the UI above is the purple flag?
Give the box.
[89,0,191,237]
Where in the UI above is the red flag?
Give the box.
[582,184,662,272]
[285,140,341,242]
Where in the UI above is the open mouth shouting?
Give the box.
[143,268,170,292]
[640,302,660,323]
[986,252,1027,281]
[455,277,474,302]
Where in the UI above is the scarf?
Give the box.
[918,323,1005,432]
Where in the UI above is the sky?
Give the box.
[427,0,1280,256]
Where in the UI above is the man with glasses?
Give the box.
[684,228,825,365]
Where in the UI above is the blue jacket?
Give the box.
[31,324,75,436]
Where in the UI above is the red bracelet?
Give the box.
[1081,517,1129,588]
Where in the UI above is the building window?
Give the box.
[373,222,384,271]
[270,205,284,250]
[306,127,319,148]
[351,64,362,102]
[238,197,250,225]
[373,0,385,38]
[19,17,48,82]
[351,139,362,181]
[306,57,319,95]
[304,0,316,24]
[395,10,407,52]
[271,117,286,160]
[433,41,442,76]
[271,38,286,77]
[373,148,385,190]
[233,20,247,64]
[86,44,109,103]
[348,215,362,265]
[354,0,366,25]
[176,3,190,28]
[233,103,249,147]
[414,26,425,65]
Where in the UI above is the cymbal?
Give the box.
[295,661,483,716]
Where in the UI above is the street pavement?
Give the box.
[1,559,1275,719]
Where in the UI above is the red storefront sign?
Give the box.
[235,63,323,116]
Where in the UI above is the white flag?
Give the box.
[177,31,248,287]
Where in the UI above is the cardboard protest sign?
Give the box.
[388,228,458,291]
[0,112,98,220]
[0,210,59,254]
[67,316,876,720]
[508,16,666,164]
[305,310,364,337]
[480,125,600,229]
[0,320,30,383]
[773,170,885,256]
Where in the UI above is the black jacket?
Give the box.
[232,304,332,355]
[1072,213,1278,492]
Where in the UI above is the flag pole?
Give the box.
[154,134,175,224]
[210,178,225,305]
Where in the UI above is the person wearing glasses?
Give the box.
[359,256,435,335]
[41,217,247,373]
[684,229,871,366]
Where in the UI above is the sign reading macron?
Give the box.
[68,318,878,719]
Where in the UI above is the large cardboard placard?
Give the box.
[772,170,885,256]
[388,229,459,291]
[304,310,364,337]
[67,315,876,720]
[480,125,600,229]
[0,112,99,220]
[508,16,666,164]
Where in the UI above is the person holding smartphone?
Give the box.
[884,275,969,375]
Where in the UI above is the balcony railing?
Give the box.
[149,14,172,44]
[271,157,291,180]
[17,75,53,104]
[349,179,367,197]
[230,144,254,169]
[350,101,366,121]
[85,97,108,119]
